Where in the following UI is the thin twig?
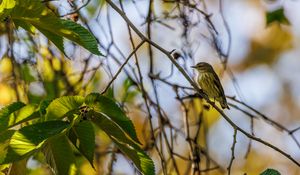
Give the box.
[105,0,300,167]
[227,128,237,175]
[101,40,145,94]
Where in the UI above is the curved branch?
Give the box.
[105,0,300,167]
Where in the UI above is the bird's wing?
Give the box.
[212,71,225,97]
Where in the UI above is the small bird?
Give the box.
[191,62,229,109]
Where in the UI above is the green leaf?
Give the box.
[20,64,36,83]
[91,112,155,175]
[2,104,41,130]
[10,0,102,56]
[43,135,77,175]
[260,168,281,175]
[11,0,66,54]
[123,78,135,92]
[60,19,101,56]
[39,99,52,116]
[266,8,290,26]
[37,26,64,54]
[104,87,114,99]
[0,121,70,164]
[0,130,16,163]
[68,121,95,168]
[43,81,57,100]
[0,102,43,133]
[45,96,84,120]
[0,0,16,21]
[0,102,25,132]
[13,19,35,33]
[85,93,140,143]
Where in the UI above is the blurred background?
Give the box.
[1,0,300,174]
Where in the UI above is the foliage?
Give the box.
[0,0,101,56]
[260,168,281,175]
[0,93,154,175]
[0,0,298,174]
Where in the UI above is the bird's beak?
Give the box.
[191,65,196,69]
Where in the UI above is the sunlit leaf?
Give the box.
[1,104,40,131]
[68,121,95,168]
[90,112,155,175]
[45,96,84,120]
[0,102,40,130]
[0,0,16,21]
[43,135,77,175]
[0,130,15,163]
[0,102,25,132]
[10,0,102,56]
[85,93,140,143]
[0,121,70,164]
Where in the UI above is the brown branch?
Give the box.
[227,128,237,175]
[104,0,300,169]
[101,40,145,94]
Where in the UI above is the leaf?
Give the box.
[68,121,95,168]
[6,104,40,128]
[0,121,70,164]
[90,112,155,175]
[37,26,64,54]
[121,78,139,102]
[0,102,25,132]
[0,103,41,133]
[39,99,52,116]
[10,0,102,56]
[123,78,135,92]
[266,8,290,26]
[13,19,35,33]
[45,96,84,120]
[85,93,140,143]
[42,135,77,175]
[104,87,114,99]
[60,19,101,56]
[0,0,16,21]
[0,130,16,163]
[112,138,154,175]
[260,168,281,175]
[20,64,36,83]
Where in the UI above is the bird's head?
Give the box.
[191,62,213,73]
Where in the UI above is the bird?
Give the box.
[191,62,229,109]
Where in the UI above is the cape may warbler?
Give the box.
[191,62,229,109]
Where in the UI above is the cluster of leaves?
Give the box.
[0,0,289,174]
[0,0,101,56]
[0,93,154,175]
[0,1,154,173]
